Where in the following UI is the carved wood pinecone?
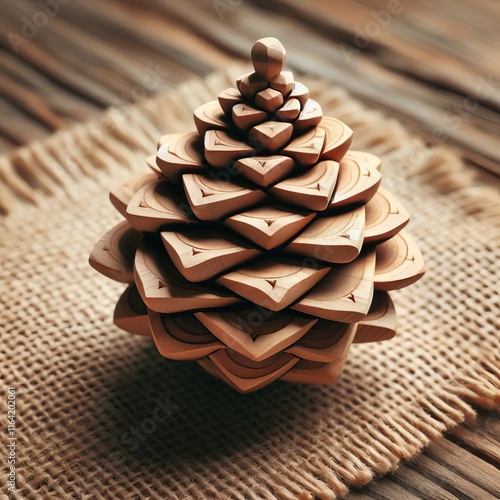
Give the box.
[90,38,424,393]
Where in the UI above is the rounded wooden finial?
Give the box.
[251,37,286,80]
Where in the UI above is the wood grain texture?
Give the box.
[285,321,357,363]
[292,251,376,322]
[217,256,330,311]
[328,153,382,210]
[126,178,196,232]
[182,172,267,221]
[354,291,397,343]
[134,236,240,313]
[156,132,206,180]
[364,187,410,244]
[161,228,261,282]
[206,350,299,393]
[109,170,160,218]
[88,221,141,283]
[225,203,315,250]
[2,0,498,179]
[374,231,426,291]
[234,155,295,188]
[286,205,365,263]
[2,0,498,496]
[149,310,223,360]
[196,307,317,362]
[270,159,339,211]
[113,284,151,337]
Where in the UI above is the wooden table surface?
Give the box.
[1,0,498,498]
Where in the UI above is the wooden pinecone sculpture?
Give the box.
[90,38,424,393]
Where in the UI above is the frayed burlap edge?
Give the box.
[0,68,498,499]
[1,68,498,220]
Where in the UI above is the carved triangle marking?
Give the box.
[103,245,110,251]
[158,280,168,289]
[192,248,202,256]
[266,279,277,289]
[347,293,356,303]
[200,189,214,198]
[264,219,275,227]
[139,200,148,208]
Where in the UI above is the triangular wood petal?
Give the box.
[282,127,325,166]
[218,87,243,115]
[286,206,365,264]
[236,71,268,101]
[126,179,196,232]
[275,98,300,121]
[217,257,330,311]
[269,70,294,97]
[149,311,223,360]
[270,160,339,211]
[293,99,323,132]
[327,153,382,210]
[134,237,240,313]
[156,132,206,180]
[161,229,261,282]
[89,221,141,283]
[196,308,317,362]
[193,100,229,135]
[113,284,150,337]
[225,204,316,250]
[248,121,293,152]
[374,231,425,290]
[364,187,410,244]
[232,103,268,131]
[289,81,309,107]
[345,150,382,171]
[235,155,295,188]
[319,116,353,162]
[207,350,299,393]
[182,173,267,221]
[204,130,255,168]
[354,291,397,343]
[280,357,348,384]
[285,321,357,363]
[254,88,284,113]
[146,154,163,175]
[110,171,160,217]
[292,251,376,322]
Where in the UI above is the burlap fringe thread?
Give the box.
[0,69,498,219]
[0,69,498,499]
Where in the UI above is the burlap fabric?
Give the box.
[1,69,499,500]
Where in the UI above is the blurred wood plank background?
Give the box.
[0,0,498,498]
[1,0,499,177]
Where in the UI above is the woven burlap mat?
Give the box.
[1,68,499,500]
